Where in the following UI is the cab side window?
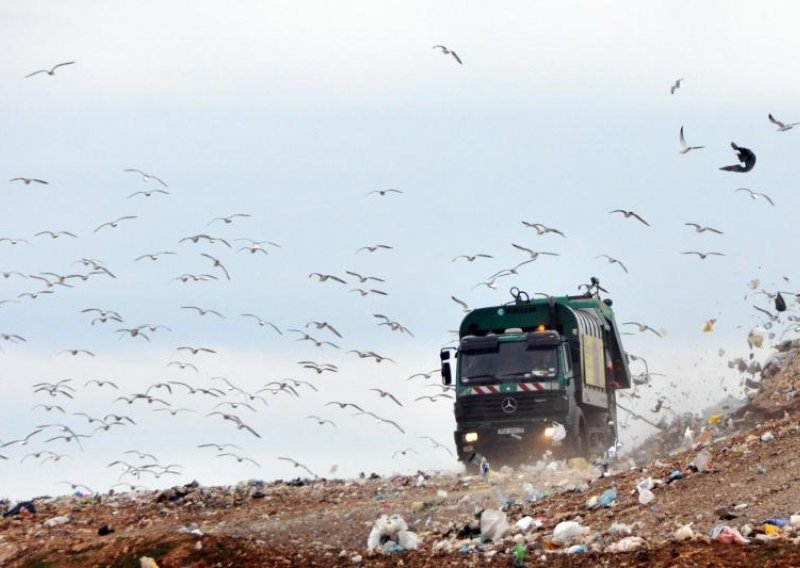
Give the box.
[562,344,573,374]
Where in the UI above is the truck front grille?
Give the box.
[455,391,568,422]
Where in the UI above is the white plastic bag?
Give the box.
[480,509,509,541]
[552,520,589,543]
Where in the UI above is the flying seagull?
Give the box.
[309,273,346,284]
[670,78,684,95]
[208,213,251,225]
[521,222,567,237]
[367,189,403,197]
[94,216,137,232]
[719,142,756,172]
[433,45,462,64]
[9,177,48,185]
[685,223,723,234]
[596,254,628,273]
[735,188,774,206]
[345,270,385,283]
[369,388,403,407]
[277,456,318,478]
[768,113,799,132]
[123,169,168,187]
[623,322,662,337]
[240,314,282,334]
[679,126,704,154]
[510,244,559,260]
[356,244,393,254]
[681,251,726,259]
[609,210,650,226]
[25,62,75,78]
[128,189,169,198]
[451,296,471,313]
[452,254,493,263]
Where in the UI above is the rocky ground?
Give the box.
[5,344,800,567]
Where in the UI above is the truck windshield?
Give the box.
[460,342,558,385]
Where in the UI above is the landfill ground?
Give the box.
[4,406,800,567]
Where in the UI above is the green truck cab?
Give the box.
[441,288,631,464]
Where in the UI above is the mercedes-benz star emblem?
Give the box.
[501,397,518,414]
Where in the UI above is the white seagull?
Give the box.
[679,126,704,154]
[26,61,75,78]
[433,45,462,64]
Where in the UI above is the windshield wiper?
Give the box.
[497,371,529,379]
[464,373,497,380]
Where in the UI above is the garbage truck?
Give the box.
[440,285,631,464]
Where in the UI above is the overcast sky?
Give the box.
[2,1,799,499]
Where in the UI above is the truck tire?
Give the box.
[568,409,588,459]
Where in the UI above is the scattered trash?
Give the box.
[674,523,694,541]
[755,464,767,474]
[2,501,36,518]
[636,478,655,505]
[366,514,418,552]
[763,524,782,536]
[667,470,683,484]
[43,515,71,528]
[637,487,655,505]
[566,544,588,553]
[97,524,114,536]
[609,522,633,536]
[515,516,535,532]
[551,422,567,441]
[513,541,526,567]
[748,327,766,349]
[551,520,589,544]
[761,431,775,443]
[480,509,509,541]
[597,487,618,508]
[694,449,712,473]
[762,517,790,528]
[177,524,204,536]
[710,524,750,544]
[607,536,645,552]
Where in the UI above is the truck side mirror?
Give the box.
[441,362,452,386]
[440,348,451,361]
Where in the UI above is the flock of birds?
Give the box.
[2,47,798,495]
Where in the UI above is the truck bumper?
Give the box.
[454,417,570,464]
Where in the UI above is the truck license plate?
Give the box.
[497,427,524,435]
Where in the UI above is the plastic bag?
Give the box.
[637,488,654,505]
[607,536,645,552]
[552,520,589,543]
[480,509,509,541]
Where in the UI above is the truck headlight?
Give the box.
[464,432,478,443]
[543,426,555,438]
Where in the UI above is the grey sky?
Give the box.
[2,1,799,498]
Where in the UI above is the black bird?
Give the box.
[719,142,756,172]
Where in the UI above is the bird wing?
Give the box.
[25,70,48,78]
[679,126,688,148]
[631,212,650,226]
[759,192,775,206]
[325,323,342,338]
[769,113,786,128]
[511,242,533,255]
[149,175,168,187]
[52,61,76,71]
[451,296,468,309]
[451,51,463,64]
